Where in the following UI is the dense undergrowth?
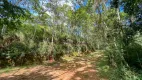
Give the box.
[97,51,142,80]
[0,24,96,67]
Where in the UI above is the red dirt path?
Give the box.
[0,54,106,80]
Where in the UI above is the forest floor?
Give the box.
[0,52,107,80]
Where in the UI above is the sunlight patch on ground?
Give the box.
[0,51,107,80]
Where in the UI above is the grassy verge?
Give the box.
[0,67,19,74]
[96,53,142,80]
[0,64,38,74]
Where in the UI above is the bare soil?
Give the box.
[0,53,106,80]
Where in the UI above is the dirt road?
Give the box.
[0,53,106,80]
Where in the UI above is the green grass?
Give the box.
[96,53,142,80]
[0,67,19,74]
[0,64,38,74]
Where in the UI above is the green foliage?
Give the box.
[97,53,142,80]
[124,32,142,68]
[122,0,142,16]
[0,0,30,31]
[0,0,142,79]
